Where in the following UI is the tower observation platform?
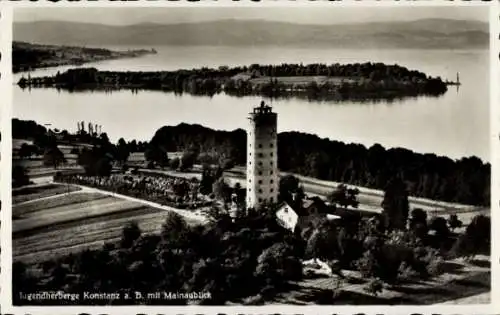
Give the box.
[246,101,279,209]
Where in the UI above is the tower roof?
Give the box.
[251,100,273,115]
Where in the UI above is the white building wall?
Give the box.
[276,203,299,231]
[246,105,279,209]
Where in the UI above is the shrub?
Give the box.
[426,255,444,277]
[364,278,384,296]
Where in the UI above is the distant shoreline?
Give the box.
[13,41,157,74]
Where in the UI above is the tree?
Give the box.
[173,180,190,200]
[95,157,112,177]
[448,214,463,232]
[428,216,449,239]
[43,146,66,169]
[328,184,359,209]
[200,168,215,195]
[254,242,303,287]
[279,175,304,209]
[452,215,490,258]
[116,137,130,165]
[78,147,113,176]
[409,208,428,239]
[144,144,169,168]
[19,143,35,159]
[212,177,231,203]
[364,278,384,296]
[12,165,30,188]
[160,212,189,249]
[180,151,197,171]
[121,221,142,248]
[169,157,180,170]
[381,177,409,231]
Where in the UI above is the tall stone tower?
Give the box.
[247,101,279,209]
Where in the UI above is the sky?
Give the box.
[14,6,489,26]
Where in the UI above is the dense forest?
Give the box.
[17,62,448,102]
[13,41,156,73]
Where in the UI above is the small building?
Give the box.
[276,197,341,233]
[276,203,299,231]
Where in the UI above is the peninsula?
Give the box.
[18,63,449,102]
[13,41,157,73]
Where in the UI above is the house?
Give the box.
[276,203,299,232]
[276,197,340,233]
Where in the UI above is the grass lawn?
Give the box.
[12,184,81,204]
[249,76,359,86]
[13,191,202,265]
[13,192,106,219]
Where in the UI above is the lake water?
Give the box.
[13,46,490,162]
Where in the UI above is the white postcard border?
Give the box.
[0,1,498,314]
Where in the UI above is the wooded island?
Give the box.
[18,62,449,102]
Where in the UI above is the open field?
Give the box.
[13,183,81,204]
[13,185,204,265]
[13,192,106,219]
[249,76,359,86]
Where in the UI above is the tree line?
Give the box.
[148,124,490,206]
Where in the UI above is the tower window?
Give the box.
[270,171,274,175]
[270,161,274,166]
[258,162,263,166]
[270,189,274,193]
[258,144,263,148]
[259,189,263,193]
[258,153,264,158]
[270,180,274,184]
[259,171,263,175]
[270,197,274,202]
[258,180,262,184]
[270,143,274,148]
[270,153,273,157]
[259,198,263,202]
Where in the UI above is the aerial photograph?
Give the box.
[9,6,491,306]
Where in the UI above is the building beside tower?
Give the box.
[246,101,279,209]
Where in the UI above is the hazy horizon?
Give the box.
[14,6,489,26]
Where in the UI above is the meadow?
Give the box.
[12,186,201,265]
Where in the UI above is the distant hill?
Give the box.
[14,18,488,50]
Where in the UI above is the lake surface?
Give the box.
[13,46,490,162]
